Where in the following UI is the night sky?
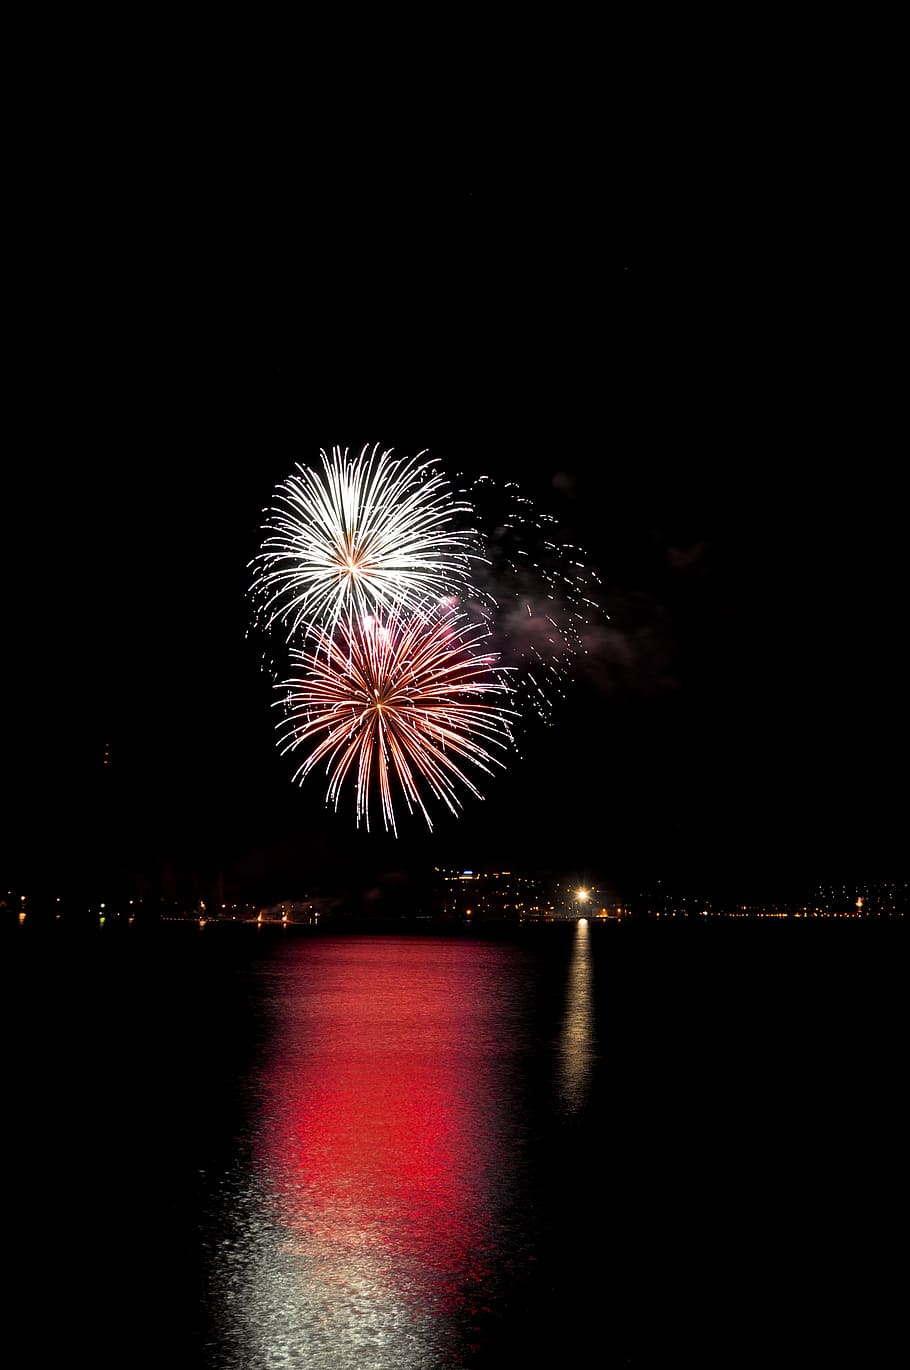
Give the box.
[4,101,904,908]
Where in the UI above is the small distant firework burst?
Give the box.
[251,443,604,831]
[249,443,479,645]
[276,601,515,835]
[458,475,603,726]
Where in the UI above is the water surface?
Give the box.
[5,917,902,1367]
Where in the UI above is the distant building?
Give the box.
[431,867,555,922]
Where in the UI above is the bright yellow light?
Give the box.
[576,888,589,902]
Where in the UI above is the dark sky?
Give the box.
[4,88,904,906]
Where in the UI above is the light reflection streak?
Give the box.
[556,920,596,1114]
[210,938,530,1369]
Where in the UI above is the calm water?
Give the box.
[4,918,904,1367]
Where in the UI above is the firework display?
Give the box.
[251,444,602,831]
[276,601,514,835]
[249,443,478,643]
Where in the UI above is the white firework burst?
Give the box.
[250,443,481,645]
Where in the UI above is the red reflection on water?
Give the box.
[256,939,510,1323]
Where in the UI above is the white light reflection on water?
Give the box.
[556,919,596,1114]
[208,937,535,1369]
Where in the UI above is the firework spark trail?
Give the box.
[249,444,482,648]
[454,474,605,727]
[275,600,516,835]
